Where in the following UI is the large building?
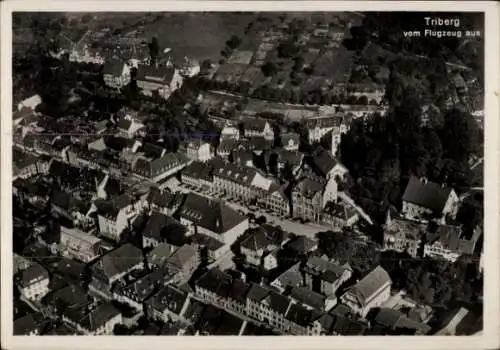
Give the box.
[102,60,131,89]
[340,266,392,317]
[401,177,459,222]
[291,176,338,222]
[95,194,139,242]
[136,65,183,99]
[60,226,103,263]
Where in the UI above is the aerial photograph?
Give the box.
[11,11,484,336]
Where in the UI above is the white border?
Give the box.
[1,2,499,350]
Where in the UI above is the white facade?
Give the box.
[20,276,49,301]
[340,281,391,318]
[187,142,213,162]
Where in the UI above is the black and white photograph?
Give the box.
[1,1,499,348]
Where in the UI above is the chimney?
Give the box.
[420,177,428,185]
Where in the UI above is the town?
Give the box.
[12,12,484,336]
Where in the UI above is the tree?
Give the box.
[277,41,299,58]
[261,61,279,77]
[148,37,160,63]
[226,35,242,50]
[256,215,267,225]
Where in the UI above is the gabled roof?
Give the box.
[265,291,291,315]
[146,284,189,315]
[402,177,453,214]
[147,243,178,266]
[136,65,176,85]
[285,302,311,327]
[180,193,247,234]
[94,193,134,219]
[290,286,325,311]
[16,263,49,288]
[91,243,143,281]
[294,178,324,199]
[309,147,338,178]
[134,152,189,178]
[80,302,121,332]
[426,225,462,252]
[375,308,431,334]
[141,211,184,240]
[240,228,275,252]
[227,278,250,304]
[304,256,351,283]
[271,262,302,290]
[195,268,232,297]
[102,60,125,76]
[246,283,271,303]
[286,236,317,255]
[323,201,357,220]
[13,314,39,335]
[346,266,391,306]
[167,244,198,271]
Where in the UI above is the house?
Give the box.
[116,118,145,139]
[143,187,186,216]
[270,262,303,293]
[17,94,42,111]
[260,290,293,330]
[195,268,233,308]
[42,284,93,317]
[113,269,172,311]
[274,149,305,178]
[283,302,313,335]
[181,161,214,191]
[146,242,178,268]
[220,123,240,140]
[226,278,251,315]
[423,225,482,262]
[95,194,139,241]
[245,283,273,321]
[13,314,42,335]
[281,132,300,151]
[263,184,290,217]
[373,308,431,335]
[96,174,125,200]
[401,177,460,221]
[13,253,32,274]
[289,286,336,312]
[308,146,349,181]
[286,236,318,257]
[179,193,248,248]
[179,56,201,78]
[145,284,191,323]
[186,139,214,162]
[306,115,347,144]
[165,244,200,282]
[136,65,183,99]
[89,243,144,299]
[322,201,359,229]
[383,211,425,258]
[15,262,50,301]
[241,118,274,140]
[292,178,334,222]
[303,256,353,296]
[191,233,227,261]
[340,266,392,317]
[141,211,186,249]
[59,226,102,263]
[133,152,190,182]
[103,60,131,89]
[12,148,40,179]
[63,302,122,335]
[240,229,279,267]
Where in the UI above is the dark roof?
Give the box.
[402,177,453,213]
[195,268,232,298]
[117,119,132,132]
[294,178,324,199]
[76,303,121,332]
[102,176,124,198]
[242,117,269,132]
[167,244,198,271]
[323,201,357,220]
[240,228,275,252]
[375,308,431,334]
[426,225,462,252]
[227,279,250,304]
[13,148,38,170]
[309,147,337,178]
[94,193,133,219]
[14,314,39,335]
[290,286,325,311]
[265,291,291,315]
[285,303,311,327]
[331,315,367,335]
[286,236,317,255]
[16,263,49,288]
[246,283,271,303]
[147,284,189,315]
[47,284,90,311]
[304,256,351,283]
[139,142,166,159]
[134,152,189,178]
[91,243,143,281]
[136,65,175,85]
[46,323,79,335]
[192,233,225,252]
[102,60,125,76]
[182,161,214,181]
[180,193,246,234]
[147,243,178,266]
[141,211,185,241]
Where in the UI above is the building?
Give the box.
[60,226,102,263]
[240,227,283,267]
[141,211,186,249]
[292,177,337,222]
[195,268,234,309]
[270,262,303,293]
[96,174,125,200]
[17,94,42,111]
[95,194,139,241]
[308,146,349,181]
[383,211,425,258]
[340,266,392,317]
[181,161,214,191]
[13,314,41,335]
[116,118,145,139]
[290,286,336,312]
[263,184,290,217]
[373,308,431,335]
[303,256,353,296]
[103,60,131,89]
[281,132,300,151]
[89,243,144,299]
[306,115,347,144]
[136,65,183,99]
[241,118,274,140]
[423,225,482,262]
[133,152,190,182]
[146,284,191,323]
[186,139,214,162]
[322,201,359,229]
[143,187,186,216]
[402,177,460,222]
[179,193,248,249]
[15,263,50,301]
[146,243,178,268]
[63,303,122,335]
[165,244,200,282]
